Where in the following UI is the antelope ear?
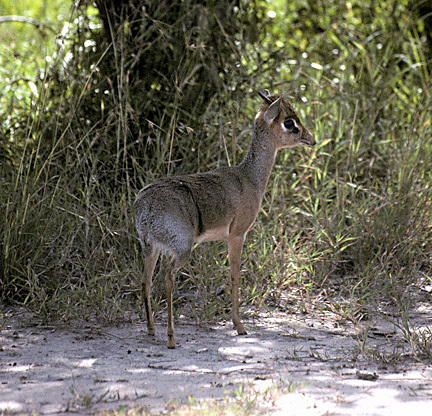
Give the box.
[263,96,282,124]
[258,89,272,104]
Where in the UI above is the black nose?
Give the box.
[303,128,316,146]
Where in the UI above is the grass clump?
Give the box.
[96,379,299,416]
[1,0,432,343]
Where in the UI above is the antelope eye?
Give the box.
[283,118,299,133]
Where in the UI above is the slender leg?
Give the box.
[142,248,159,336]
[165,261,176,348]
[228,234,247,335]
[165,254,189,349]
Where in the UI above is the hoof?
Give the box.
[235,323,247,335]
[167,336,175,349]
[216,285,225,297]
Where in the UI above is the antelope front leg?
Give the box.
[228,235,247,335]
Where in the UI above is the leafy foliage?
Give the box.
[1,0,431,327]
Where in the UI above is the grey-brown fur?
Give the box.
[134,90,315,348]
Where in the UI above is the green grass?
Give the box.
[0,0,72,122]
[1,0,431,362]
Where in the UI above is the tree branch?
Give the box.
[0,15,56,33]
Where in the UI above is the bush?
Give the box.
[1,0,431,323]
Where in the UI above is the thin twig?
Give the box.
[0,15,56,33]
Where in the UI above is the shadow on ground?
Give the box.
[1,304,432,415]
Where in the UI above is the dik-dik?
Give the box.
[134,90,315,348]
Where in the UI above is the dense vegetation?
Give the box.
[1,0,431,347]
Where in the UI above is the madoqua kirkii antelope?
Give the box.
[134,90,315,348]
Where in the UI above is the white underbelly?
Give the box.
[194,225,230,243]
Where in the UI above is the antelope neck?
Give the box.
[239,129,278,197]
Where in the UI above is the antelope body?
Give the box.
[134,90,315,348]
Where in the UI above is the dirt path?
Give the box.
[1,306,432,415]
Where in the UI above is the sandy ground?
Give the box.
[1,301,432,415]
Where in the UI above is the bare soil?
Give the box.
[1,298,432,415]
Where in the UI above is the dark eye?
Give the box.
[283,118,299,133]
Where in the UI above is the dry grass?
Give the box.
[1,1,431,362]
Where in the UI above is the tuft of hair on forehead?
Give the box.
[281,99,296,115]
[264,94,299,120]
